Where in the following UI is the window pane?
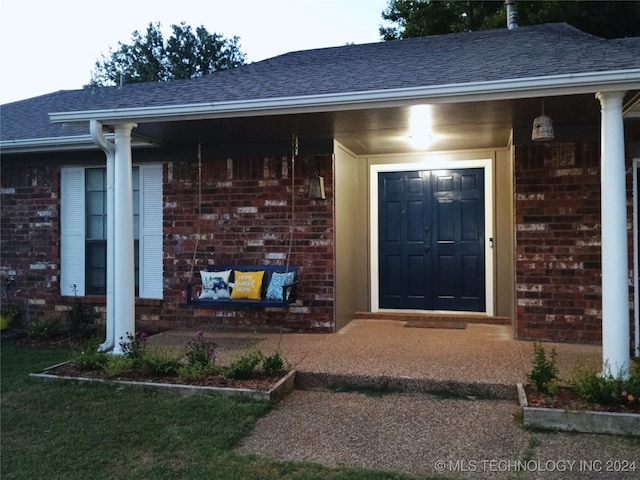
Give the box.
[88,215,105,239]
[87,191,105,214]
[133,167,139,239]
[85,166,140,296]
[86,168,105,191]
[86,241,106,295]
[132,168,139,190]
[134,239,139,295]
[133,216,139,240]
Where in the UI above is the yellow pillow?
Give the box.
[230,270,265,300]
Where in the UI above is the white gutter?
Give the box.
[0,135,106,153]
[0,133,153,154]
[90,120,114,154]
[48,70,640,125]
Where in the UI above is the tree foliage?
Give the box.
[89,22,246,86]
[380,1,640,40]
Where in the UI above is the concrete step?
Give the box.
[353,311,511,325]
[293,370,517,400]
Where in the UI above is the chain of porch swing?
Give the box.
[188,141,203,281]
[286,134,298,272]
[188,136,298,280]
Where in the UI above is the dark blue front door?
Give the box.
[378,169,485,311]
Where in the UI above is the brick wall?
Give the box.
[514,142,632,343]
[0,165,62,325]
[162,154,335,333]
[1,153,335,334]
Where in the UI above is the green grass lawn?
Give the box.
[1,343,428,480]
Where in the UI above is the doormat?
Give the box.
[405,321,467,329]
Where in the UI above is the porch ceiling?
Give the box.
[132,93,607,155]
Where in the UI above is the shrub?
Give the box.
[139,346,181,377]
[104,355,136,377]
[527,342,558,394]
[571,362,640,406]
[262,352,285,377]
[178,363,206,382]
[178,363,225,382]
[185,330,217,368]
[67,285,96,336]
[27,318,62,339]
[120,331,148,366]
[225,350,262,379]
[72,338,109,371]
[0,305,20,330]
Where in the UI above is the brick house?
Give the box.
[2,24,639,370]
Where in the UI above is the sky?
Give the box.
[0,0,390,104]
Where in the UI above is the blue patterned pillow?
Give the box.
[266,272,295,300]
[199,270,231,299]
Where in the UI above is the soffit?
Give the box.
[131,94,605,155]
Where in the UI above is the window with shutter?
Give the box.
[60,164,163,299]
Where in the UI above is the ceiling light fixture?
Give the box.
[408,104,433,149]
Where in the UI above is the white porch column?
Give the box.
[597,91,630,377]
[111,123,138,355]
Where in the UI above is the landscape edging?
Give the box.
[30,363,296,403]
[517,383,640,436]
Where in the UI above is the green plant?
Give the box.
[262,352,285,377]
[104,355,136,377]
[225,350,263,380]
[0,305,20,330]
[67,284,96,336]
[71,337,109,371]
[27,318,62,339]
[185,330,217,368]
[120,331,148,365]
[177,363,207,382]
[139,345,182,377]
[527,342,558,394]
[571,362,640,406]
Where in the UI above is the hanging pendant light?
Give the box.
[531,101,554,142]
[308,155,326,199]
[309,174,326,199]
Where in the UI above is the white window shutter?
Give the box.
[60,167,85,296]
[139,164,163,299]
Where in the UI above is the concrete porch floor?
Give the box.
[150,317,602,398]
[149,319,640,480]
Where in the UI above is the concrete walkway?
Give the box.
[151,319,640,479]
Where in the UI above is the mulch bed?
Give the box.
[525,385,640,414]
[44,362,284,390]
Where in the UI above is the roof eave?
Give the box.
[48,70,640,125]
[0,135,100,154]
[0,134,154,154]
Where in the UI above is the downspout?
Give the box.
[90,120,116,352]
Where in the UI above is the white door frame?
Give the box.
[370,158,495,315]
[633,158,640,357]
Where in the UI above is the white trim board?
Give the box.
[633,158,639,357]
[370,158,495,315]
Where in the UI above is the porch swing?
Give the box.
[185,137,299,308]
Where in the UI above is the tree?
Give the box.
[89,22,246,86]
[380,1,640,40]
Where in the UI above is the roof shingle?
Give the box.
[2,23,638,143]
